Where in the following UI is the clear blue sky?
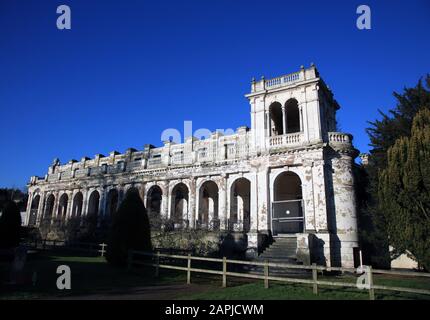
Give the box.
[1,0,429,189]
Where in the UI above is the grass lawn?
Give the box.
[1,250,429,300]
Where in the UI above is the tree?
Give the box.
[378,109,430,270]
[360,75,430,267]
[0,200,22,249]
[106,191,152,267]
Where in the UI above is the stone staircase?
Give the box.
[247,236,309,276]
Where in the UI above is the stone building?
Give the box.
[25,65,359,267]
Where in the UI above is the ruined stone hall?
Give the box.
[25,65,359,267]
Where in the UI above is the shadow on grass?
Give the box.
[0,250,186,299]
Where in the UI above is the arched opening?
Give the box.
[230,178,251,232]
[29,194,40,226]
[88,191,100,217]
[57,193,68,222]
[147,185,162,217]
[272,171,303,235]
[72,192,83,217]
[198,181,219,229]
[269,102,284,136]
[285,99,300,133]
[125,186,140,198]
[87,190,100,231]
[105,189,119,218]
[170,183,189,226]
[45,194,55,219]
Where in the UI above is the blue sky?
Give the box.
[1,0,429,188]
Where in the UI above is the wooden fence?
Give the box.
[128,250,430,300]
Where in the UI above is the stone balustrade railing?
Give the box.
[250,66,318,93]
[328,132,352,144]
[268,132,304,147]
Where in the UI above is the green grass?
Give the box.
[182,273,430,300]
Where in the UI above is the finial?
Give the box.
[310,62,315,67]
[300,65,304,70]
[261,75,265,80]
[251,77,256,83]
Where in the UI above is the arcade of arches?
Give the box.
[26,172,305,238]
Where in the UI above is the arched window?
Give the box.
[269,102,284,136]
[57,193,68,220]
[198,181,219,229]
[147,185,162,216]
[285,99,300,133]
[45,194,55,219]
[29,194,40,226]
[72,192,83,217]
[88,191,100,217]
[105,189,119,218]
[170,183,189,225]
[230,178,251,232]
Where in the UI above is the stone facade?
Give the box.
[25,65,359,267]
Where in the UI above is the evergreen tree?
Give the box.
[361,75,430,267]
[378,109,430,270]
[106,191,152,267]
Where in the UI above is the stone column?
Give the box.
[66,192,73,219]
[25,192,33,226]
[331,154,359,268]
[188,178,196,228]
[160,181,169,220]
[51,191,60,224]
[257,167,270,232]
[218,175,227,230]
[250,171,258,232]
[282,106,286,134]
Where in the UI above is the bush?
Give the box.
[106,192,152,267]
[0,201,22,249]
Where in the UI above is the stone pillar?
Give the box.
[282,106,286,134]
[219,175,227,230]
[331,154,359,268]
[25,192,33,226]
[37,192,46,226]
[51,191,60,224]
[189,178,196,228]
[250,171,258,232]
[66,192,73,219]
[257,167,270,232]
[161,181,169,220]
[313,160,329,232]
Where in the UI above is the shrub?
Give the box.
[106,192,152,267]
[0,201,22,249]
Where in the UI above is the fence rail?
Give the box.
[128,250,430,300]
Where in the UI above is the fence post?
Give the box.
[312,263,318,295]
[42,239,46,250]
[187,254,191,285]
[127,250,133,271]
[222,257,227,288]
[155,251,160,277]
[100,243,106,257]
[367,266,375,300]
[264,260,269,289]
[53,240,56,248]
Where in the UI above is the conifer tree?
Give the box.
[378,109,430,269]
